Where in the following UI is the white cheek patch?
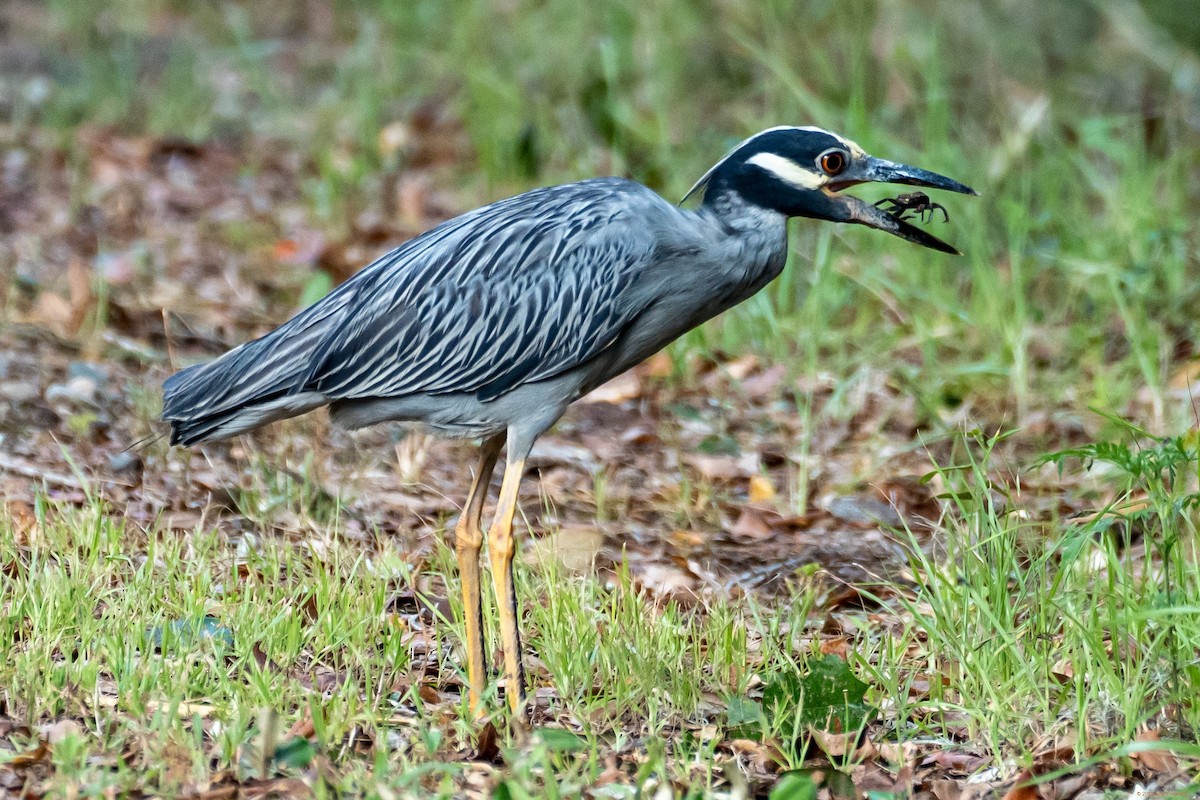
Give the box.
[746,152,826,190]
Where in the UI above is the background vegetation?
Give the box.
[1,0,1199,796]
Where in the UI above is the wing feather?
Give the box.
[304,178,663,401]
[163,177,672,443]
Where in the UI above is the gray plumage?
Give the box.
[163,126,974,452]
[163,177,787,447]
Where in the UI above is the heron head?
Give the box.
[684,126,977,254]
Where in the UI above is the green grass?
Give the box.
[868,429,1200,762]
[0,491,817,795]
[4,429,1199,795]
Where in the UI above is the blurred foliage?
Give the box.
[1,0,1198,426]
[6,0,1197,189]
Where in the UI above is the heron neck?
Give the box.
[698,187,787,234]
[691,188,790,297]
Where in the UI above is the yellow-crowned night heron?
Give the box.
[162,126,975,723]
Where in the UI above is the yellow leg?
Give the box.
[454,434,504,720]
[488,445,531,720]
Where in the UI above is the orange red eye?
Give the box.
[819,150,847,176]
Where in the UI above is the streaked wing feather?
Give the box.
[305,179,660,401]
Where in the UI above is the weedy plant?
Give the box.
[859,423,1200,779]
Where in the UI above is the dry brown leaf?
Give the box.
[999,770,1038,800]
[668,529,705,549]
[67,257,96,342]
[396,176,431,226]
[640,351,673,377]
[0,769,25,791]
[852,760,911,795]
[527,440,600,472]
[158,738,196,788]
[1031,733,1075,769]
[286,709,316,740]
[378,121,412,157]
[619,425,659,446]
[809,726,856,758]
[685,454,748,482]
[930,779,962,800]
[1131,729,1179,774]
[723,355,760,381]
[594,754,625,787]
[474,720,499,762]
[1168,358,1200,390]
[729,737,774,773]
[28,291,74,336]
[252,643,283,674]
[741,364,787,399]
[583,371,642,404]
[818,636,850,659]
[730,509,773,539]
[297,593,320,622]
[162,511,207,532]
[8,740,50,768]
[273,239,300,261]
[922,750,987,774]
[241,777,313,798]
[877,741,918,767]
[1048,771,1095,799]
[906,675,936,699]
[524,526,605,573]
[186,786,239,800]
[39,719,84,744]
[748,474,776,504]
[5,499,38,544]
[634,562,699,599]
[823,584,875,612]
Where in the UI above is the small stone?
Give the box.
[4,146,29,176]
[108,451,142,472]
[45,376,98,405]
[39,719,84,744]
[67,361,109,385]
[1,381,40,404]
[95,252,137,285]
[825,494,903,527]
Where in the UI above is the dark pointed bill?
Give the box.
[856,158,978,197]
[828,156,976,255]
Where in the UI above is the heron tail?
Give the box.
[161,296,353,445]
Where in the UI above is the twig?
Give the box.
[0,453,134,489]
